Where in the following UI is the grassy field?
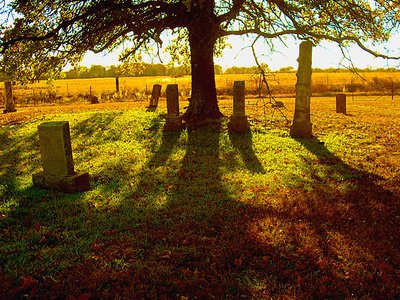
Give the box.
[3,71,400,106]
[1,96,400,298]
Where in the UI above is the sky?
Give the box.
[79,34,400,71]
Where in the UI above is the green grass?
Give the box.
[1,104,399,298]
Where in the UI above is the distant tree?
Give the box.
[167,65,191,77]
[214,65,223,75]
[115,62,146,77]
[225,64,269,74]
[105,65,118,78]
[88,65,107,78]
[279,66,294,73]
[1,1,399,124]
[143,63,167,76]
[64,66,90,79]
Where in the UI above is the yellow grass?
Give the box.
[3,71,400,104]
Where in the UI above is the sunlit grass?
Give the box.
[0,96,399,298]
[8,71,400,104]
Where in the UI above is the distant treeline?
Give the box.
[61,63,399,79]
[1,63,398,81]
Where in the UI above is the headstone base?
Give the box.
[3,108,17,114]
[32,171,90,193]
[290,122,312,138]
[228,116,250,133]
[163,115,185,132]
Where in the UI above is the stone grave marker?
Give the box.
[32,121,90,193]
[336,93,347,114]
[147,84,162,111]
[290,41,313,138]
[3,81,16,113]
[228,81,250,133]
[163,84,185,131]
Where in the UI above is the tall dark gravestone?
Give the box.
[147,84,162,111]
[228,81,250,133]
[163,84,185,131]
[290,41,313,138]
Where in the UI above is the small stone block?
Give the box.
[336,94,347,114]
[163,115,185,132]
[32,171,90,193]
[290,122,313,138]
[228,115,250,133]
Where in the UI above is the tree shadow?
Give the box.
[272,137,400,297]
[71,111,124,144]
[0,128,41,204]
[131,132,400,298]
[2,115,399,299]
[229,131,265,174]
[101,123,277,298]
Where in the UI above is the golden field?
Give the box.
[2,71,400,105]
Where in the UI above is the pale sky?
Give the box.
[80,35,400,71]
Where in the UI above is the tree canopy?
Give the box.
[1,0,399,123]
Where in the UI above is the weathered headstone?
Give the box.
[228,81,250,133]
[147,84,162,111]
[32,121,90,193]
[290,41,313,138]
[3,81,16,113]
[163,84,185,131]
[336,93,347,114]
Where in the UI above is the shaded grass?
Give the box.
[0,97,400,298]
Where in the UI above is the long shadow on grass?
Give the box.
[128,123,272,298]
[275,137,400,297]
[130,133,400,298]
[4,120,400,298]
[0,127,40,203]
[52,123,277,298]
[0,129,19,201]
[229,131,265,174]
[71,111,124,144]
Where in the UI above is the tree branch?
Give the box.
[218,0,246,23]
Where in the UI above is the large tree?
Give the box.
[0,0,399,124]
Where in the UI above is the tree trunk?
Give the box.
[182,19,223,125]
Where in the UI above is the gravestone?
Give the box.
[147,84,162,111]
[32,121,90,193]
[163,84,185,131]
[290,41,313,138]
[228,81,250,133]
[3,81,16,113]
[336,93,347,114]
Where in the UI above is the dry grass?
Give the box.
[2,71,400,106]
[1,96,400,298]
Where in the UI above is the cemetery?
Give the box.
[1,60,400,298]
[1,0,400,297]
